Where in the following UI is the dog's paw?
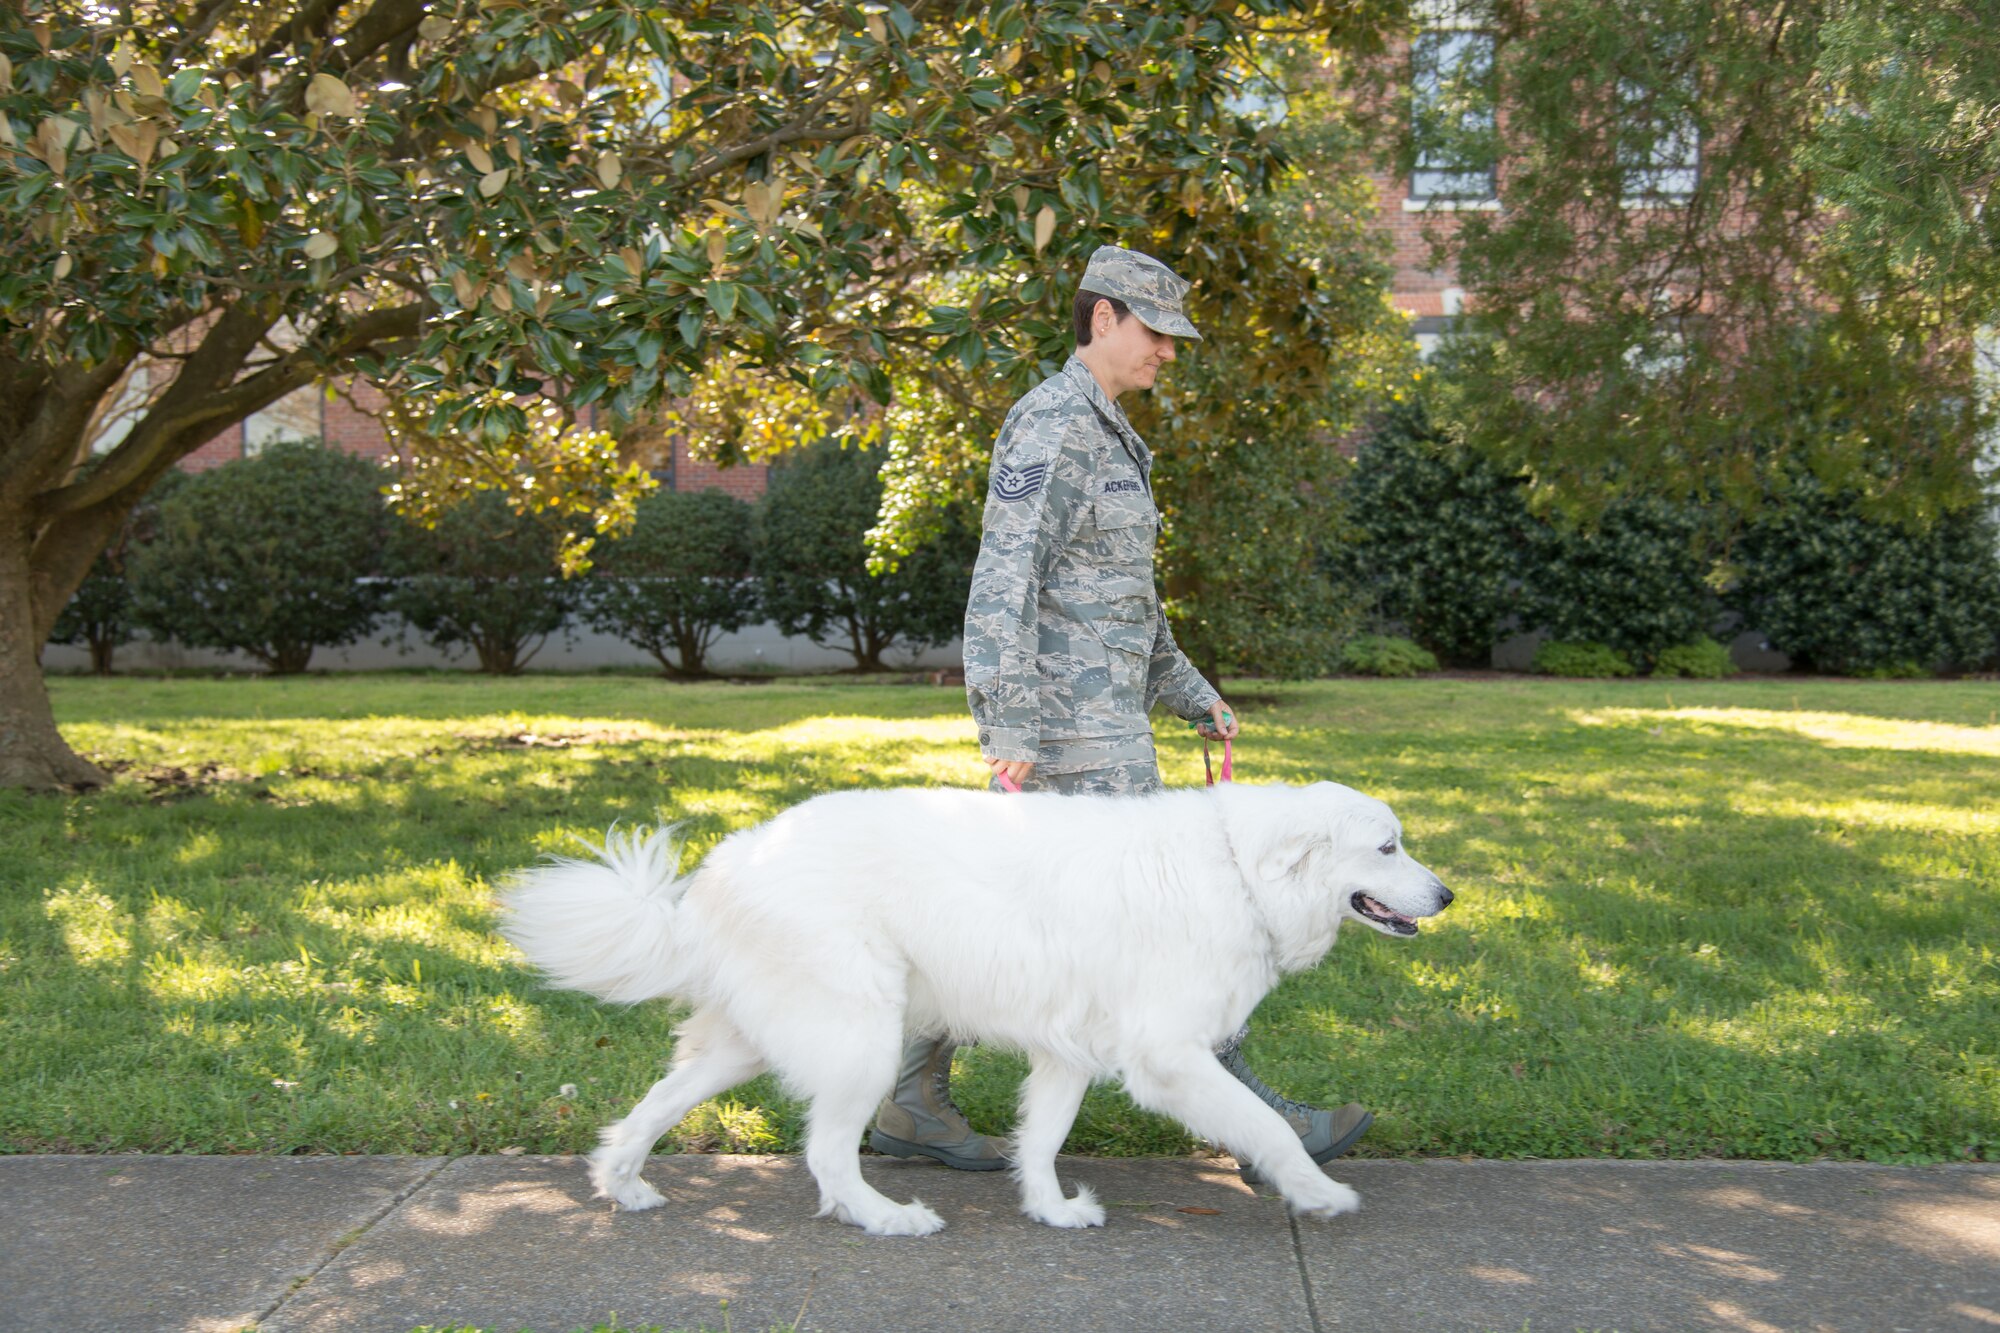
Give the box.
[1025,1184,1107,1230]
[589,1154,668,1212]
[1288,1177,1361,1220]
[843,1197,946,1237]
[603,1175,668,1212]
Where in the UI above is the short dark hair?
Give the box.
[1073,289,1132,347]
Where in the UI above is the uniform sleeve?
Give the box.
[963,417,1089,762]
[1145,592,1222,721]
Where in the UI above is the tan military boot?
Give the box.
[868,1036,1009,1171]
[1217,1025,1372,1189]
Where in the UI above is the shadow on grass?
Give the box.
[5,677,1995,1161]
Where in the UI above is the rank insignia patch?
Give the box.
[992,461,1048,501]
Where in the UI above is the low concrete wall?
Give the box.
[40,617,964,676]
[1491,628,1792,673]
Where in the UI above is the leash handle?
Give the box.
[994,768,1022,793]
[1203,737,1233,786]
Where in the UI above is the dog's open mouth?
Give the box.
[1352,892,1420,936]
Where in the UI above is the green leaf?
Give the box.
[705,281,739,324]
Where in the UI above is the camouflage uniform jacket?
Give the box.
[964,355,1220,766]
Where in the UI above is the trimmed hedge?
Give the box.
[585,488,760,678]
[1339,634,1440,677]
[1531,640,1636,677]
[1730,480,2000,675]
[1520,495,1717,673]
[1331,397,1530,667]
[386,491,575,675]
[756,441,975,671]
[1653,638,1738,678]
[126,441,387,673]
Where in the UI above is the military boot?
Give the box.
[868,1036,1009,1171]
[1216,1027,1371,1189]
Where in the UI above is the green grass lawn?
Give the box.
[3,673,1995,1163]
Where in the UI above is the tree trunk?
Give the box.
[0,511,109,790]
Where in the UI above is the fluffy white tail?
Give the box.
[498,824,693,1004]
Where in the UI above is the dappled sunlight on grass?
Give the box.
[1573,705,2000,756]
[6,674,1997,1161]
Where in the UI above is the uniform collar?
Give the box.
[1063,355,1152,472]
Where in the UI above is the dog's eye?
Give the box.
[1379,841,1396,855]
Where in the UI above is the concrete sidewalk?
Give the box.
[3,1155,1995,1333]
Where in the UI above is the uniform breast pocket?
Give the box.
[1090,493,1157,600]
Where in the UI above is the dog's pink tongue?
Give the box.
[1365,895,1412,922]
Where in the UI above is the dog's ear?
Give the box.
[1256,830,1329,884]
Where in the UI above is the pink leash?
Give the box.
[991,736,1231,791]
[1203,736,1233,786]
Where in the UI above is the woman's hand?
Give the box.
[986,757,1035,785]
[1193,700,1238,741]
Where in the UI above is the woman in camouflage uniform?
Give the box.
[868,246,1372,1184]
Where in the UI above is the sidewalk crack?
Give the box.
[251,1154,458,1330]
[1289,1210,1325,1333]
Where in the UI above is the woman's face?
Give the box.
[1091,303,1177,398]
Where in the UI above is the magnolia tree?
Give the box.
[0,0,1401,790]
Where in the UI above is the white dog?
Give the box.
[498,781,1453,1236]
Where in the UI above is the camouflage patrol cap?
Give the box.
[1079,245,1202,341]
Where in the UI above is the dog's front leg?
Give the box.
[1013,1056,1104,1229]
[1122,1048,1360,1220]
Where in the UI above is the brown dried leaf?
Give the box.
[305,73,356,118]
[465,141,493,174]
[478,167,510,197]
[595,150,622,189]
[1034,204,1056,253]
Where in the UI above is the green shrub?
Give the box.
[1329,396,1532,667]
[1531,640,1636,677]
[756,441,975,670]
[586,488,760,677]
[1339,633,1441,676]
[127,441,387,673]
[386,491,575,674]
[1730,479,2000,675]
[46,468,187,674]
[1520,495,1717,672]
[1651,637,1739,678]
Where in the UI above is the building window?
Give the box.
[244,383,325,455]
[89,364,152,455]
[1410,27,1497,203]
[1619,78,1699,203]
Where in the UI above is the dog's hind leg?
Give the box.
[588,1008,765,1212]
[1012,1057,1103,1229]
[1121,1047,1361,1220]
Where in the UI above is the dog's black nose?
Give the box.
[1437,884,1455,908]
